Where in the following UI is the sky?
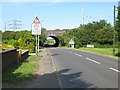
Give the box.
[0,1,119,31]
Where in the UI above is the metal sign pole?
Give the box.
[38,35,39,54]
[36,35,38,56]
[32,17,41,56]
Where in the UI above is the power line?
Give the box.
[7,19,22,31]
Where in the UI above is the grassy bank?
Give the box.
[79,48,119,57]
[2,55,41,88]
[61,47,119,58]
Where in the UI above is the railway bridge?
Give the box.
[43,29,68,47]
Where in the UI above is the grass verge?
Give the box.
[2,55,41,88]
[79,47,119,57]
[62,47,119,58]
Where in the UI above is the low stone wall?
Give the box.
[2,49,29,70]
[17,50,29,61]
[2,48,18,70]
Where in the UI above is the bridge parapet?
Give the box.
[43,29,68,37]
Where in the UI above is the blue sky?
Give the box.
[1,1,119,31]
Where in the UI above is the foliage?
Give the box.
[2,31,15,41]
[1,44,14,51]
[45,39,55,44]
[2,29,46,52]
[95,25,114,44]
[13,41,20,49]
[60,20,116,48]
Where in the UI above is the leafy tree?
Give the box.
[7,39,17,45]
[2,31,15,43]
[60,19,114,48]
[13,41,20,49]
[18,38,25,49]
[95,26,114,44]
[7,39,20,49]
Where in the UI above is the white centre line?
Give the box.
[78,54,82,57]
[74,53,79,56]
[74,53,82,57]
[110,68,120,73]
[67,51,73,53]
[86,57,101,64]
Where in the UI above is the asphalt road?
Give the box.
[48,47,119,88]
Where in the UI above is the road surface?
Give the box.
[48,47,119,88]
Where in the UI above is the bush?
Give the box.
[75,45,79,49]
[2,44,14,51]
[13,41,20,49]
[90,42,112,48]
[26,44,35,53]
[115,51,120,57]
[3,40,9,44]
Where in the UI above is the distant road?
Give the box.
[48,47,119,88]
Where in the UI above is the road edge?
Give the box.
[47,48,63,90]
[61,47,118,60]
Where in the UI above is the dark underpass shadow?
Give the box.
[15,69,96,89]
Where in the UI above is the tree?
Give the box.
[95,26,114,44]
[2,31,15,42]
[13,41,20,49]
[60,19,114,48]
[7,39,20,49]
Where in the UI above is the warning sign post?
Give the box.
[32,16,41,56]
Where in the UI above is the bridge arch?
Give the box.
[43,36,59,47]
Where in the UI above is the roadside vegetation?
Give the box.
[2,55,40,88]
[59,20,117,48]
[1,28,46,53]
[58,4,120,57]
[58,19,120,57]
[78,48,118,58]
[44,39,55,45]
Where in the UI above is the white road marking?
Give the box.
[86,57,101,64]
[74,53,82,57]
[110,68,120,73]
[74,53,79,56]
[67,51,72,53]
[78,54,82,57]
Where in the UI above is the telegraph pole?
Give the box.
[113,5,116,55]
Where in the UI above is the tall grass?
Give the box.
[2,55,40,87]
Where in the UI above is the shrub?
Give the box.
[13,41,20,49]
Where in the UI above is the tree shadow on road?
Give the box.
[16,69,96,88]
[57,69,96,88]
